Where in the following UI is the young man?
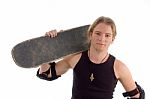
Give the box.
[37,16,144,99]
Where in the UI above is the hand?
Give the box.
[45,29,58,38]
[45,30,63,38]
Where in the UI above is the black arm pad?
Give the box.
[123,87,139,97]
[135,82,145,99]
[36,62,61,81]
[122,82,145,99]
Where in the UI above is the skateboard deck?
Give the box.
[11,25,90,68]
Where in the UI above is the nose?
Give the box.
[98,34,106,42]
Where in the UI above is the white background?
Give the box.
[0,0,150,98]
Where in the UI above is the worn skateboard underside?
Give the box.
[12,25,90,68]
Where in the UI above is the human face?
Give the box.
[89,23,114,52]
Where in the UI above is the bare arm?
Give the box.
[39,56,72,78]
[114,59,140,98]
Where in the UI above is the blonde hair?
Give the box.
[87,16,117,39]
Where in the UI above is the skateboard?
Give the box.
[11,25,90,68]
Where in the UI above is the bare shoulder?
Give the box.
[63,52,82,69]
[114,59,131,80]
[114,59,139,95]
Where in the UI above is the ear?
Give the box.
[111,37,115,44]
[89,32,92,40]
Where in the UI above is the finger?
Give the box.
[53,29,57,37]
[50,30,57,37]
[45,31,52,37]
[45,32,48,36]
[59,30,64,32]
[51,30,58,38]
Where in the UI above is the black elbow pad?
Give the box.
[36,62,61,81]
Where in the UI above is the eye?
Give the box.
[96,33,100,36]
[94,32,101,36]
[105,34,111,37]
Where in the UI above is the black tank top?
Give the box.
[71,50,118,99]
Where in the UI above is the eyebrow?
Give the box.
[94,31,112,35]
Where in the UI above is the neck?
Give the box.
[88,47,108,64]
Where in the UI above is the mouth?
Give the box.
[96,43,105,45]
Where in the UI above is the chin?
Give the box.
[95,47,105,52]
